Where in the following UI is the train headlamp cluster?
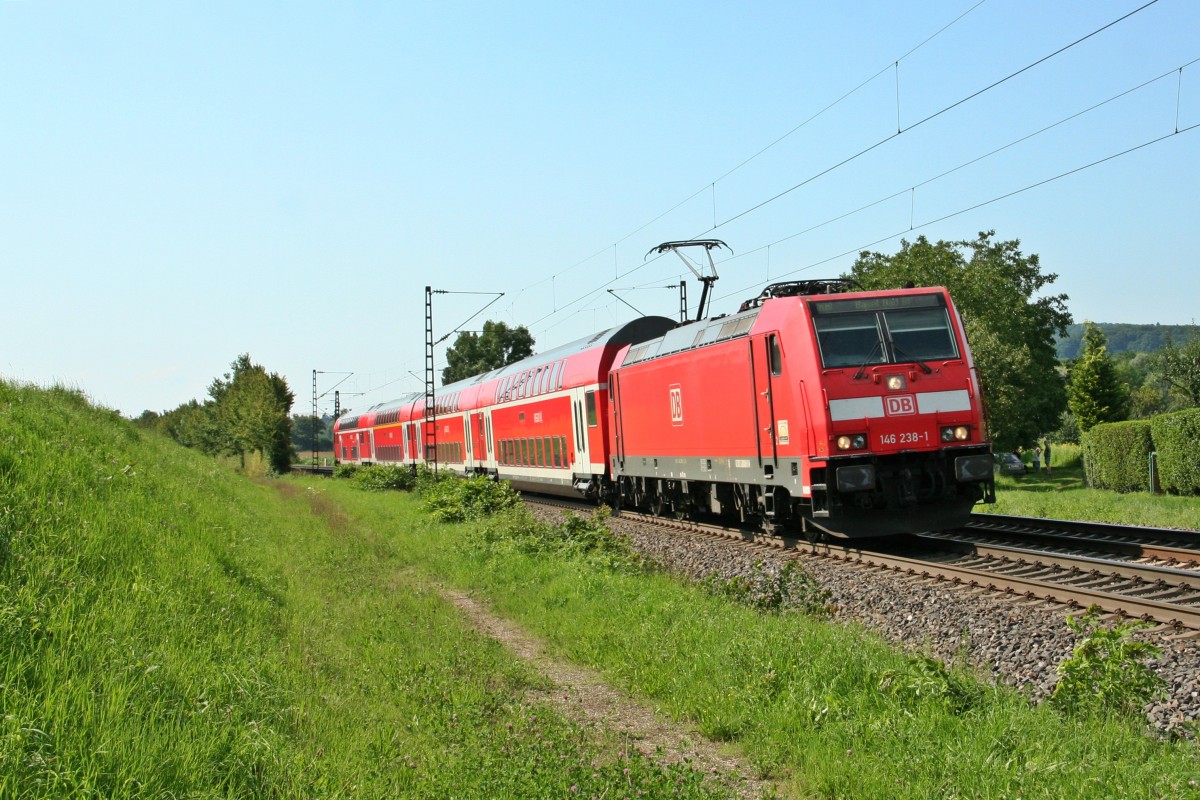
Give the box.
[941,425,971,442]
[836,434,867,451]
[885,374,907,391]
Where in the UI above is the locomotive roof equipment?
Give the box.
[646,239,729,322]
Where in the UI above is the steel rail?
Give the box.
[968,513,1200,564]
[611,508,1200,631]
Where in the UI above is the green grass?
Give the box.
[327,479,1200,800]
[984,443,1200,530]
[0,381,730,799]
[5,380,1200,799]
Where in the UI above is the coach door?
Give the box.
[471,412,487,466]
[751,333,779,470]
[610,374,625,470]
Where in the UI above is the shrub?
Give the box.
[1150,408,1200,495]
[332,463,359,479]
[702,560,830,616]
[879,654,984,714]
[477,506,641,570]
[354,464,416,492]
[421,473,521,522]
[1080,420,1153,492]
[1050,609,1165,717]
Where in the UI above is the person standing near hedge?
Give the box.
[1041,437,1053,475]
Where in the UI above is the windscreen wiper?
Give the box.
[890,342,933,374]
[853,340,884,380]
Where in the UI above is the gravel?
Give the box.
[561,507,1200,736]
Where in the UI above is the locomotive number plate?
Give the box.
[879,431,929,446]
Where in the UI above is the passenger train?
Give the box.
[333,278,995,538]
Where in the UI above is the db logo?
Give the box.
[885,395,916,416]
[669,384,684,425]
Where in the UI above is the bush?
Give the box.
[477,506,641,570]
[1081,420,1153,492]
[702,560,830,616]
[879,654,984,714]
[1050,609,1165,717]
[332,463,359,479]
[421,473,521,522]
[1150,408,1200,495]
[354,464,416,492]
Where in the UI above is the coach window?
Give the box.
[535,437,544,467]
[585,391,597,427]
[769,334,782,377]
[552,436,562,467]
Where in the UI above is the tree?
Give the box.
[291,413,334,452]
[1150,332,1200,408]
[1067,323,1130,433]
[847,231,1072,450]
[207,354,295,472]
[441,320,535,384]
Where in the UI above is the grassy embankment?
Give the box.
[983,443,1200,530]
[0,381,726,799]
[4,381,1200,798]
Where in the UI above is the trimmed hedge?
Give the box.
[1150,408,1200,495]
[1081,420,1154,493]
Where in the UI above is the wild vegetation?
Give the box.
[0,380,731,799]
[848,231,1072,451]
[1056,322,1200,360]
[6,382,1200,798]
[441,320,536,384]
[132,354,294,473]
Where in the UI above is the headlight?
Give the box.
[941,426,970,442]
[836,434,867,450]
[885,375,907,391]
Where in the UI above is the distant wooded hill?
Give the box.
[1056,323,1200,359]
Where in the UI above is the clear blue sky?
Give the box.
[2,1,1197,418]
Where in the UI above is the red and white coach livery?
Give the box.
[333,317,677,497]
[335,274,995,538]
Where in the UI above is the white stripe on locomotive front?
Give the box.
[828,389,971,421]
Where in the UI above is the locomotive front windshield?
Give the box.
[810,294,960,369]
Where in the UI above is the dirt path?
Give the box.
[442,589,779,800]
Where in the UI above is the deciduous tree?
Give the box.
[1150,333,1200,408]
[207,354,295,471]
[847,231,1071,450]
[442,320,535,384]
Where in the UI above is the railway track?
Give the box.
[964,512,1200,568]
[529,499,1200,635]
[291,464,335,476]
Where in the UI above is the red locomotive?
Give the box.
[334,274,995,538]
